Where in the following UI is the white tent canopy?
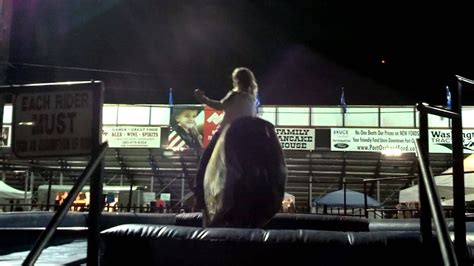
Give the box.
[0,181,31,199]
[399,154,474,203]
[442,193,474,206]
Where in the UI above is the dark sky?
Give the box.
[6,1,474,106]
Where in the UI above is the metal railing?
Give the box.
[362,175,417,218]
[415,139,457,266]
[414,74,474,265]
[22,142,108,266]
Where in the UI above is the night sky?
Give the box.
[6,1,474,106]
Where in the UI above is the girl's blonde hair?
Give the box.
[232,67,258,96]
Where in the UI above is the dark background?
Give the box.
[5,1,474,105]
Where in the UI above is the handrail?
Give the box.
[455,75,474,85]
[416,102,461,119]
[363,175,417,182]
[414,139,458,266]
[22,142,109,266]
[415,74,470,265]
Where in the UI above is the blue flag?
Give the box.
[340,87,347,114]
[255,94,261,114]
[446,86,451,110]
[168,88,173,113]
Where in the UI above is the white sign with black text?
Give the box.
[102,126,161,148]
[276,127,315,150]
[331,128,474,153]
[13,88,95,157]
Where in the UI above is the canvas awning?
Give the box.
[0,181,31,199]
[313,189,381,208]
[399,154,474,203]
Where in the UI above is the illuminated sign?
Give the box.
[102,126,161,148]
[331,128,474,153]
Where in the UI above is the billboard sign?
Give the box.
[102,126,161,148]
[276,127,315,150]
[331,128,474,153]
[167,106,205,151]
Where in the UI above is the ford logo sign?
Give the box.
[334,143,348,149]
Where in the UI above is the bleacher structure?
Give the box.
[2,102,471,212]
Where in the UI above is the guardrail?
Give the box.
[414,74,474,265]
[415,139,458,265]
[22,142,108,266]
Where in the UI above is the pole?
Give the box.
[376,180,380,202]
[24,170,28,203]
[46,174,52,211]
[30,171,34,211]
[87,81,105,266]
[128,175,133,212]
[417,107,432,243]
[181,177,185,207]
[0,94,4,148]
[343,178,347,215]
[451,78,467,263]
[309,151,313,211]
[363,181,368,218]
[150,175,154,193]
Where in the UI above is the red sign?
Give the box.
[203,107,224,147]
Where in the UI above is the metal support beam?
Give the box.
[338,153,346,190]
[451,78,467,263]
[417,106,433,245]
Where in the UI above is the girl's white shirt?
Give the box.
[220,89,257,127]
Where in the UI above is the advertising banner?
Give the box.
[203,106,224,147]
[429,129,474,153]
[168,106,204,151]
[1,125,10,147]
[331,128,474,153]
[276,127,315,150]
[102,126,161,148]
